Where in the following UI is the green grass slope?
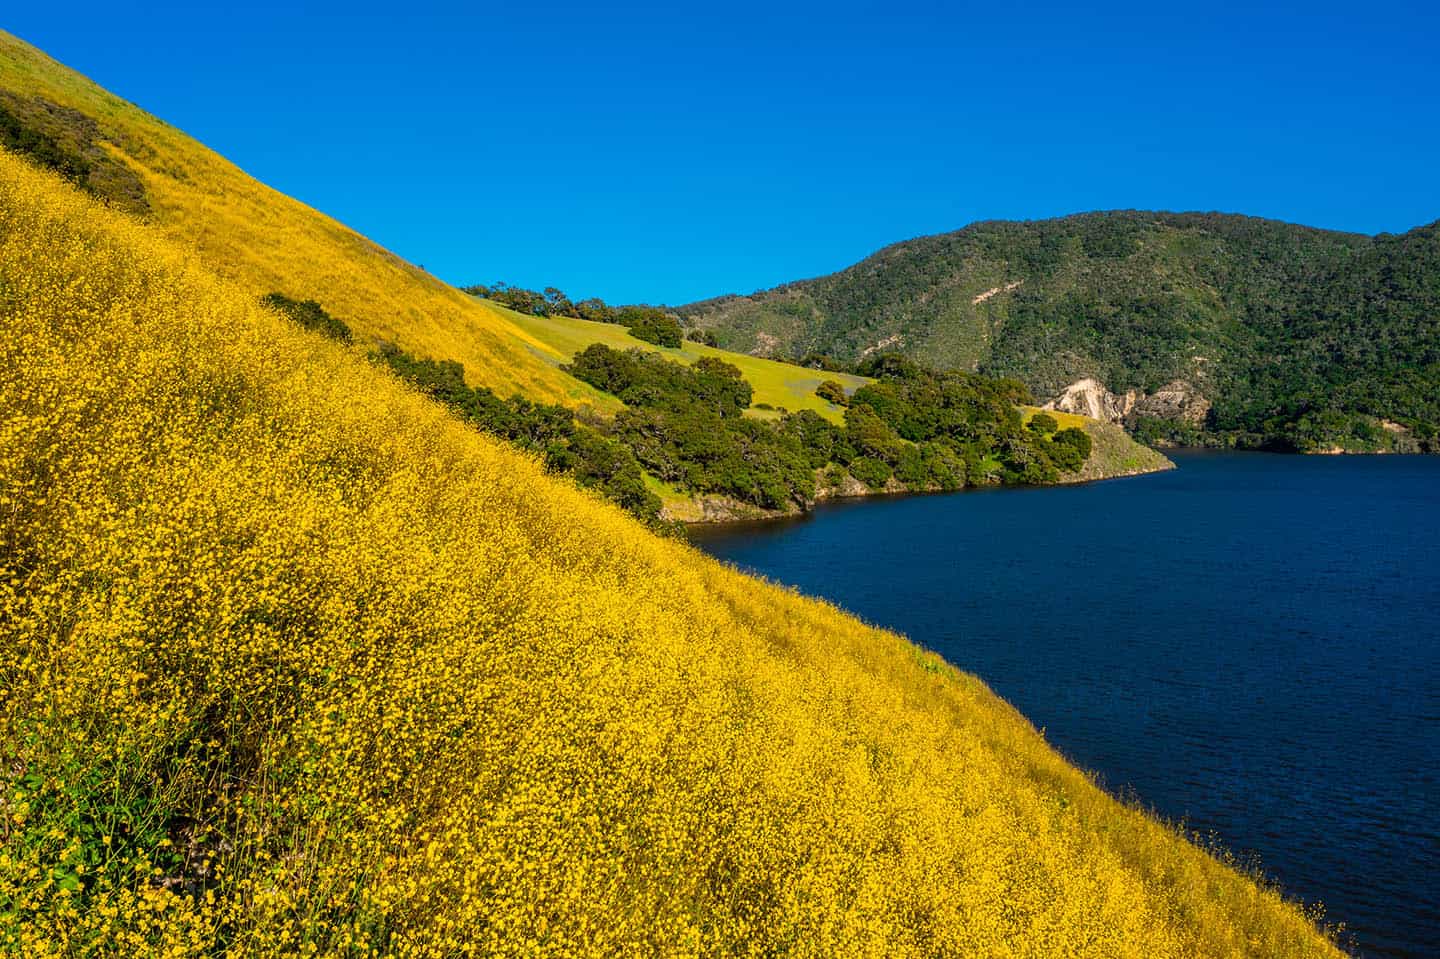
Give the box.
[495,305,868,422]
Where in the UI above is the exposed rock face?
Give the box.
[972,280,1023,305]
[859,333,905,358]
[751,331,781,357]
[1381,420,1423,453]
[1044,378,1210,427]
[815,471,869,499]
[663,494,794,524]
[1044,378,1138,423]
[1134,381,1211,425]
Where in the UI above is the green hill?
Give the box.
[681,211,1440,452]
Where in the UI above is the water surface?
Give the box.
[690,451,1440,958]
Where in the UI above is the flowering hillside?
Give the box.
[0,30,611,411]
[0,140,1343,957]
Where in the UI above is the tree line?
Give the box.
[462,281,718,349]
[263,292,1092,523]
[567,346,1093,512]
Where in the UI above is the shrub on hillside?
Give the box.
[1028,412,1059,435]
[815,379,849,406]
[373,342,663,524]
[621,307,683,348]
[262,292,353,344]
[0,91,149,213]
[1053,426,1092,460]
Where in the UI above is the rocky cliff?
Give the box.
[1044,378,1211,429]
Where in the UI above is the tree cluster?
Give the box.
[566,346,752,416]
[372,342,664,525]
[564,346,1094,514]
[461,282,616,323]
[566,346,817,509]
[839,355,1088,488]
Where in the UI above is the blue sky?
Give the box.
[8,2,1440,304]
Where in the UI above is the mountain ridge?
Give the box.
[680,210,1440,452]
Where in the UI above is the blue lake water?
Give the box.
[689,450,1440,958]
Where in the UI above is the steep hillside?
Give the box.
[0,32,1171,527]
[0,121,1340,958]
[681,211,1440,451]
[0,30,610,410]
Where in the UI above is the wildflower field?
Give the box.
[0,142,1343,958]
[0,31,611,413]
[0,31,1340,958]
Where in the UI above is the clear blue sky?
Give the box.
[9,2,1440,304]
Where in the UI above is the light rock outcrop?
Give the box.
[751,331,781,357]
[1044,378,1139,423]
[859,333,905,358]
[1134,381,1211,425]
[1044,378,1210,426]
[972,280,1023,304]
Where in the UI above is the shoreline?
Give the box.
[673,455,1177,527]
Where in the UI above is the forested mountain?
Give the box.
[680,212,1440,451]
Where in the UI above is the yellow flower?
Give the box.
[0,42,1341,958]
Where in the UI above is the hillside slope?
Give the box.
[0,29,612,410]
[0,119,1342,958]
[492,305,869,423]
[681,211,1440,451]
[1026,408,1173,484]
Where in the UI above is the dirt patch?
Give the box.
[972,280,1023,305]
[859,333,904,358]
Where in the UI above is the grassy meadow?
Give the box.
[497,306,868,423]
[0,31,1333,958]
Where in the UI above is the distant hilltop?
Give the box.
[679,211,1440,453]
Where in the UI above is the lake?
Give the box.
[690,450,1439,958]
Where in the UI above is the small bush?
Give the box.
[1053,426,1093,460]
[815,379,849,406]
[262,292,353,344]
[1028,412,1059,435]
